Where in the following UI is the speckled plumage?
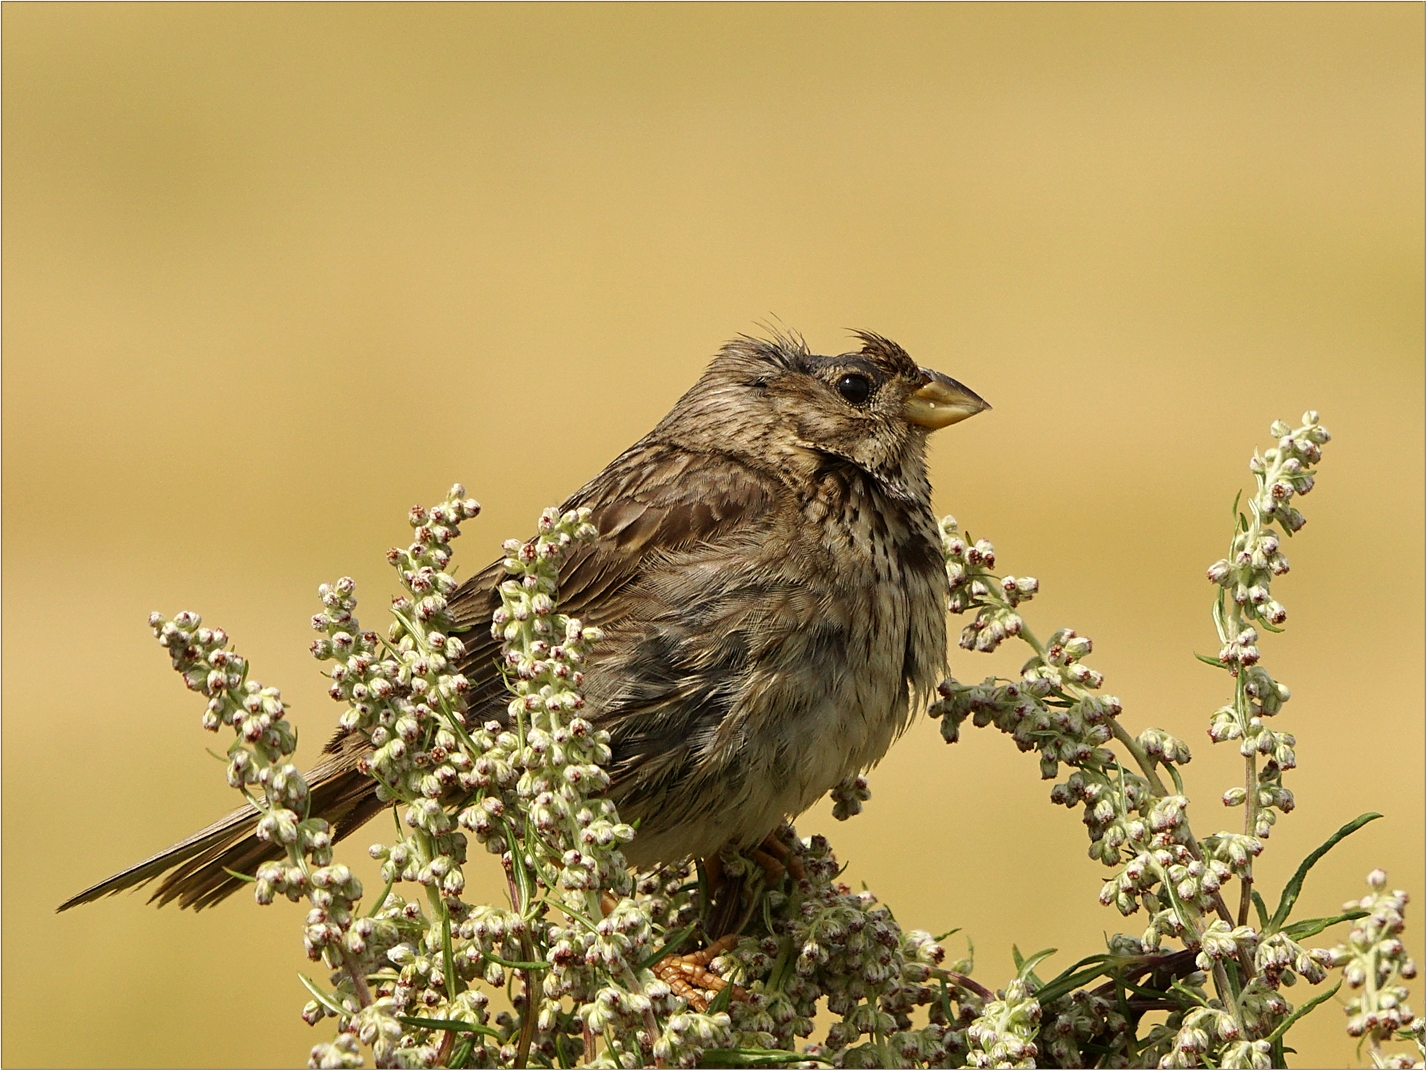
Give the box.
[60,331,985,911]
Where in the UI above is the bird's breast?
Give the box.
[787,472,949,772]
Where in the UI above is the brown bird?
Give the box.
[59,330,988,912]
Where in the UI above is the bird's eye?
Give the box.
[836,373,873,406]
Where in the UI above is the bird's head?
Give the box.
[662,330,990,494]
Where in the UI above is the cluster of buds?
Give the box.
[153,612,296,769]
[717,833,966,1069]
[472,507,684,1067]
[650,1011,734,1067]
[482,507,635,896]
[150,613,355,932]
[1204,413,1328,625]
[965,979,1041,1069]
[1201,417,1329,861]
[305,486,491,1067]
[830,774,871,821]
[930,676,1120,781]
[930,414,1339,1069]
[1078,782,1234,949]
[1159,975,1291,1070]
[1038,988,1130,1069]
[149,612,398,1065]
[942,516,1038,652]
[308,496,710,1067]
[1329,871,1423,1067]
[1250,414,1330,535]
[1254,930,1332,988]
[1195,920,1260,973]
[1162,1005,1264,1069]
[388,494,484,630]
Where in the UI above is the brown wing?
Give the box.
[446,441,778,710]
[61,440,776,912]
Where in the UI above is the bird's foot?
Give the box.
[750,829,806,884]
[651,933,745,1012]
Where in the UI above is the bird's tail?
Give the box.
[57,735,382,912]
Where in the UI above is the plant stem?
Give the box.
[622,966,666,1069]
[341,947,375,1009]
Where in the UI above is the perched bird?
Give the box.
[59,330,988,912]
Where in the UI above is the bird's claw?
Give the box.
[651,934,746,1012]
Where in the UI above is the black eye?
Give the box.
[836,373,872,406]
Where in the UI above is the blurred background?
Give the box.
[3,5,1421,1066]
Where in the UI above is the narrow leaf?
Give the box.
[696,1049,830,1068]
[1271,813,1382,931]
[299,974,347,1017]
[1252,890,1270,930]
[1283,911,1368,942]
[1033,964,1116,1007]
[1016,947,1058,985]
[441,912,457,1002]
[707,977,736,1015]
[480,951,550,971]
[1267,982,1342,1043]
[396,1016,501,1038]
[637,924,698,972]
[366,878,394,918]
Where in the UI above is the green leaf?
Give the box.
[441,912,458,1002]
[480,951,550,971]
[1014,946,1058,986]
[298,974,347,1017]
[1270,813,1382,932]
[1252,890,1270,930]
[1282,911,1369,942]
[1166,763,1186,795]
[695,1049,830,1068]
[500,815,537,911]
[1212,596,1230,647]
[366,878,395,918]
[1194,652,1227,668]
[450,1036,477,1070]
[934,927,962,942]
[707,976,736,1015]
[695,860,712,929]
[637,924,698,972]
[1170,978,1213,1009]
[222,867,257,883]
[952,934,977,976]
[1032,954,1116,1006]
[1231,489,1243,519]
[396,1016,501,1038]
[1267,981,1342,1043]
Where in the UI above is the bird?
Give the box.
[59,329,989,913]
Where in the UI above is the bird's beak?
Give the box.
[903,368,991,430]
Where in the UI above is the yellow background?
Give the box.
[4,5,1421,1066]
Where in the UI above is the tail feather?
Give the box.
[56,800,265,912]
[57,733,380,913]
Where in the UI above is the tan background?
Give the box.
[3,5,1421,1067]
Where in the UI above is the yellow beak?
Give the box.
[903,368,991,430]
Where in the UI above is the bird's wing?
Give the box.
[439,443,780,725]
